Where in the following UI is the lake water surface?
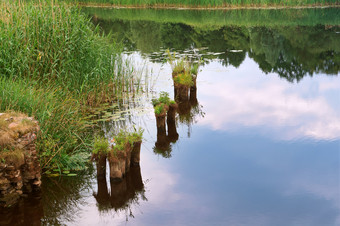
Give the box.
[1,8,339,226]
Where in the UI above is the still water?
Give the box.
[1,8,340,226]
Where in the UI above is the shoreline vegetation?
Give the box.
[67,0,339,9]
[0,1,140,170]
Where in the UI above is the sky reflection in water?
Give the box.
[65,52,339,225]
[2,8,339,226]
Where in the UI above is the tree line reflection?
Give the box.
[92,17,339,83]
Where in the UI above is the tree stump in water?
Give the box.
[94,154,107,179]
[125,143,132,173]
[175,84,190,102]
[108,156,122,182]
[131,141,142,166]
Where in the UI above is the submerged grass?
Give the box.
[68,0,338,7]
[0,1,140,170]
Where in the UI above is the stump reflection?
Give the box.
[93,165,146,213]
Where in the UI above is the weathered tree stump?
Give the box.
[175,84,190,102]
[131,141,142,166]
[95,154,107,179]
[108,158,122,181]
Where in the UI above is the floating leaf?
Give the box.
[67,173,77,177]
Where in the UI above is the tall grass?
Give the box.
[0,0,134,107]
[0,77,90,170]
[0,0,140,169]
[67,0,338,7]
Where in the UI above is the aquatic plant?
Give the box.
[110,128,143,153]
[93,137,110,155]
[173,72,194,87]
[190,63,200,75]
[154,103,166,115]
[128,127,144,144]
[152,91,172,107]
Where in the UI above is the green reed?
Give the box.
[0,0,137,107]
[0,77,91,170]
[67,0,338,7]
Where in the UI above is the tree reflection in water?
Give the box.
[88,9,339,83]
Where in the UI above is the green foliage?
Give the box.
[154,103,166,115]
[111,130,128,153]
[190,63,199,75]
[152,91,172,106]
[0,1,139,169]
[0,77,90,170]
[128,127,144,144]
[93,136,110,155]
[173,59,186,75]
[0,0,135,107]
[173,72,194,86]
[110,128,143,156]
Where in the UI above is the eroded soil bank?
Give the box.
[0,113,41,208]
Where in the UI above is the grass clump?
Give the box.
[152,91,172,107]
[154,103,166,115]
[93,136,110,155]
[173,72,194,87]
[110,129,138,158]
[167,50,199,86]
[0,149,25,168]
[152,92,176,115]
[128,127,144,144]
[111,127,144,150]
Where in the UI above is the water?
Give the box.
[1,8,339,226]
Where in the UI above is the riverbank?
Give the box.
[0,1,138,170]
